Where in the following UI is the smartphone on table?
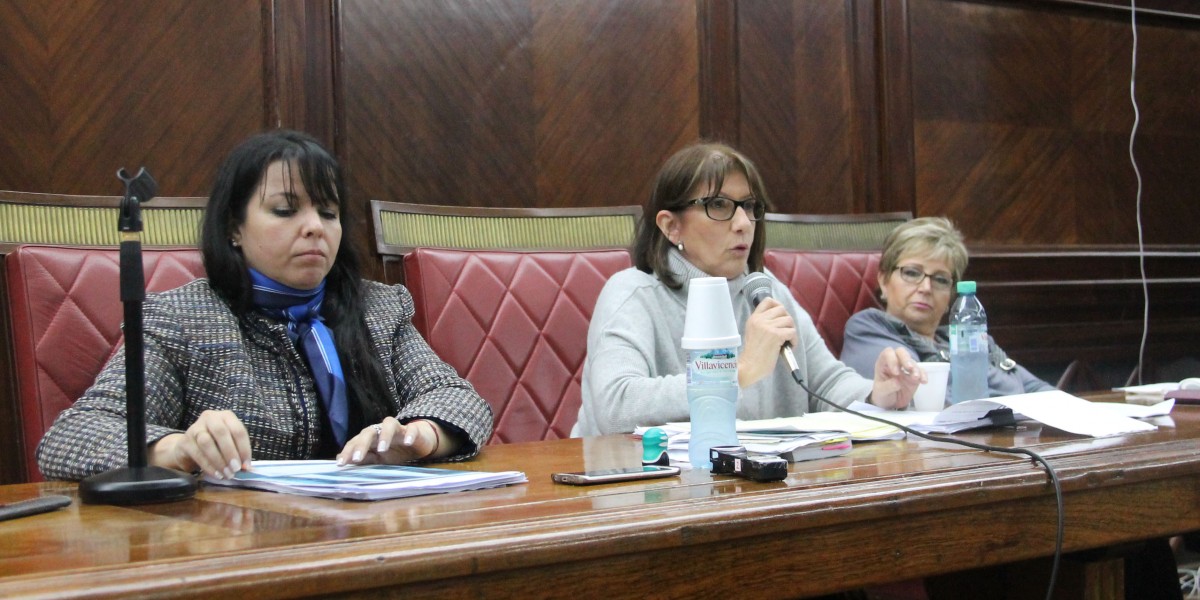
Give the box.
[551,465,681,485]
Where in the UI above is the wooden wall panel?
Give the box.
[338,0,699,213]
[533,1,700,209]
[906,0,1200,246]
[272,0,337,150]
[738,1,864,214]
[0,0,270,196]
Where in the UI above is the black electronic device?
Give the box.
[0,495,72,522]
[709,446,788,482]
[551,465,681,485]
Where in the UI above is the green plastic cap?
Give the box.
[957,280,976,294]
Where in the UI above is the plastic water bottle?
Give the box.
[682,277,741,470]
[949,280,989,404]
[686,350,740,469]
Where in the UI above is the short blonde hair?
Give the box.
[879,217,968,282]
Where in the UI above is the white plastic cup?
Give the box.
[681,277,741,350]
[911,362,950,411]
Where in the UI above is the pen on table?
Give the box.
[0,495,72,522]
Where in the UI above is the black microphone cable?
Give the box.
[787,368,1064,600]
[742,272,1062,598]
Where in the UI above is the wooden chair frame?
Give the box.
[763,211,912,251]
[370,200,641,284]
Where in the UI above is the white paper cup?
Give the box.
[681,277,742,349]
[911,362,950,411]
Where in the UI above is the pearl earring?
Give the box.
[676,242,684,252]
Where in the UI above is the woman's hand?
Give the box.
[150,409,252,479]
[739,297,798,388]
[870,347,925,409]
[336,417,448,466]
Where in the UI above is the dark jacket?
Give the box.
[841,308,1054,402]
[37,279,493,481]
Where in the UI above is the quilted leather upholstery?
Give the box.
[763,250,882,358]
[403,248,631,444]
[6,245,204,481]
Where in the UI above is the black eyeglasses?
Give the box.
[685,196,765,222]
[893,266,954,291]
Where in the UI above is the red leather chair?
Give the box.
[6,245,204,481]
[763,249,882,358]
[403,248,631,443]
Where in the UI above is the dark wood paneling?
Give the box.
[0,271,19,485]
[906,0,1200,246]
[878,0,918,215]
[969,246,1200,384]
[271,0,337,150]
[738,1,865,214]
[1036,0,1200,20]
[699,0,739,144]
[338,0,699,214]
[532,1,699,208]
[0,0,271,196]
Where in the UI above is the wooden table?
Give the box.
[2,404,1199,599]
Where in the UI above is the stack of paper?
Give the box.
[204,461,527,501]
[860,391,1168,437]
[1118,379,1200,405]
[736,413,903,441]
[648,429,852,465]
[1117,382,1182,405]
[930,391,1159,437]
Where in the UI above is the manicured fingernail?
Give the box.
[224,467,234,479]
[352,450,362,462]
[229,459,241,473]
[210,470,224,480]
[377,439,388,452]
[336,456,345,466]
[403,432,415,446]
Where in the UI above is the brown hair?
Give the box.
[632,142,773,288]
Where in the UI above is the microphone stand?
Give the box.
[79,168,197,505]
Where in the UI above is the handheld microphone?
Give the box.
[743,272,802,383]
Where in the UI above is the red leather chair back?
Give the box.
[763,250,882,358]
[403,248,631,444]
[6,245,204,481]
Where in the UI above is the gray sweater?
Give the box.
[842,308,1054,402]
[572,250,873,436]
[37,279,494,481]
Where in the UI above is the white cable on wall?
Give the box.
[1129,0,1148,385]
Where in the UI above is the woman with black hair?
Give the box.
[37,130,493,481]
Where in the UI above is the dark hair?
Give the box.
[200,129,392,427]
[633,141,772,288]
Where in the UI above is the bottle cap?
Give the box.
[682,277,742,349]
[956,280,976,294]
[642,427,670,466]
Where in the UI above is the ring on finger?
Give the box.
[372,423,383,436]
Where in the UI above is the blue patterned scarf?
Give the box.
[249,268,349,446]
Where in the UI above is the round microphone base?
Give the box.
[80,465,197,505]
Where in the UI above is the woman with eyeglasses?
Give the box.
[572,142,924,436]
[840,217,1053,404]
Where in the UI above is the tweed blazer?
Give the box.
[37,279,493,481]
